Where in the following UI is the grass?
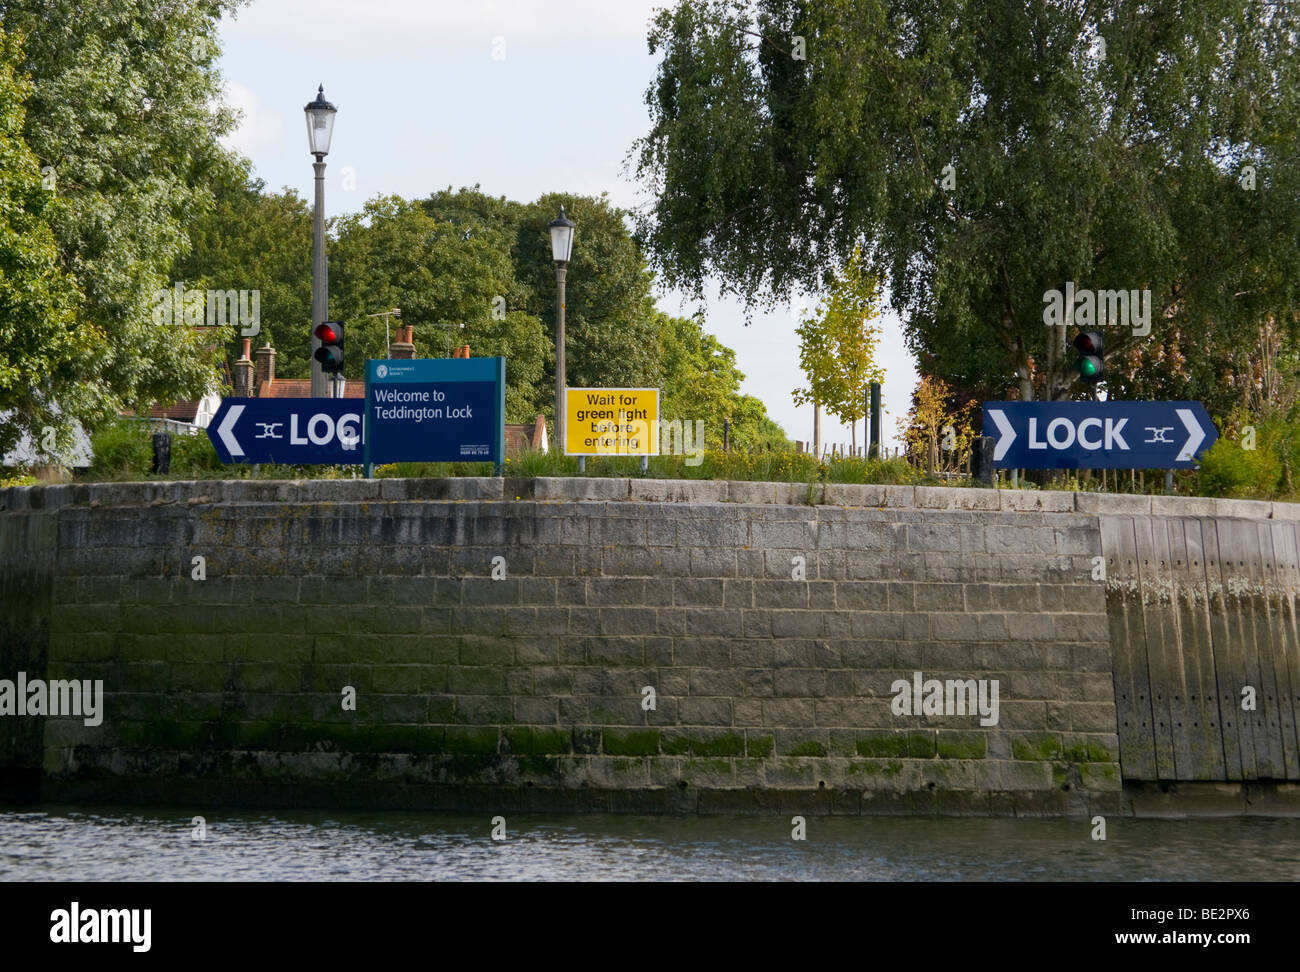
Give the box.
[4,419,1295,503]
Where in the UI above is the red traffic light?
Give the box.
[1073,331,1102,355]
[313,321,345,374]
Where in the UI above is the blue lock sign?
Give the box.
[982,401,1218,470]
[364,357,505,466]
[208,398,363,465]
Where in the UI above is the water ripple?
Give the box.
[1,807,1298,881]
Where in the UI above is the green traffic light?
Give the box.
[1076,356,1103,383]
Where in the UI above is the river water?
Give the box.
[2,806,1299,880]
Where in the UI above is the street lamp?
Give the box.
[366,308,401,358]
[549,205,575,451]
[305,85,337,397]
[433,322,465,358]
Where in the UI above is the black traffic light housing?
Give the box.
[1073,330,1104,384]
[313,321,345,373]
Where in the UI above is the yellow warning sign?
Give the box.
[564,388,659,456]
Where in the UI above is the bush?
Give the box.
[1195,425,1285,498]
[824,455,924,485]
[88,420,153,478]
[169,430,223,476]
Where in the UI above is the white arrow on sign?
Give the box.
[988,408,1016,460]
[217,404,245,458]
[1175,407,1206,462]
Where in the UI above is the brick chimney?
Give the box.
[254,342,276,395]
[389,323,415,360]
[233,338,254,396]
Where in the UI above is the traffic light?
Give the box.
[1073,330,1104,384]
[313,321,344,373]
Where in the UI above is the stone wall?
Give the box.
[1,477,1297,814]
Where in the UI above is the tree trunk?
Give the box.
[1017,362,1033,402]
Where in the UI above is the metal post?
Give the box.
[869,381,881,460]
[311,156,328,398]
[554,264,566,452]
[977,436,995,487]
[151,431,171,475]
[578,456,586,473]
[723,418,730,453]
[1165,469,1174,494]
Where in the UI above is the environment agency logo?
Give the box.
[376,364,388,378]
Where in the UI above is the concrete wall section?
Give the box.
[0,505,54,797]
[1,477,1297,814]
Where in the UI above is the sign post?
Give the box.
[363,357,506,475]
[207,398,364,465]
[982,401,1217,470]
[564,388,660,458]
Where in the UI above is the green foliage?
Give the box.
[505,450,580,478]
[4,0,245,452]
[330,194,549,422]
[0,26,83,458]
[171,157,313,378]
[633,0,1300,409]
[87,420,152,478]
[1194,420,1291,498]
[657,311,790,449]
[358,449,920,485]
[169,430,223,475]
[743,414,794,451]
[180,178,791,436]
[374,461,496,478]
[509,192,661,392]
[821,455,924,485]
[792,248,886,440]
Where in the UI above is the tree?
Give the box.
[657,310,788,449]
[791,249,885,452]
[510,192,662,392]
[0,26,83,459]
[633,0,1300,407]
[329,195,549,421]
[2,0,244,452]
[900,375,980,474]
[172,157,314,378]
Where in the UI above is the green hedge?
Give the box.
[55,418,1300,503]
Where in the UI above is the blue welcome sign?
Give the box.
[364,357,506,469]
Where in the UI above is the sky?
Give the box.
[216,0,918,451]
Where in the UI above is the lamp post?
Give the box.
[549,205,575,452]
[305,85,337,398]
[432,322,464,358]
[366,308,401,358]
